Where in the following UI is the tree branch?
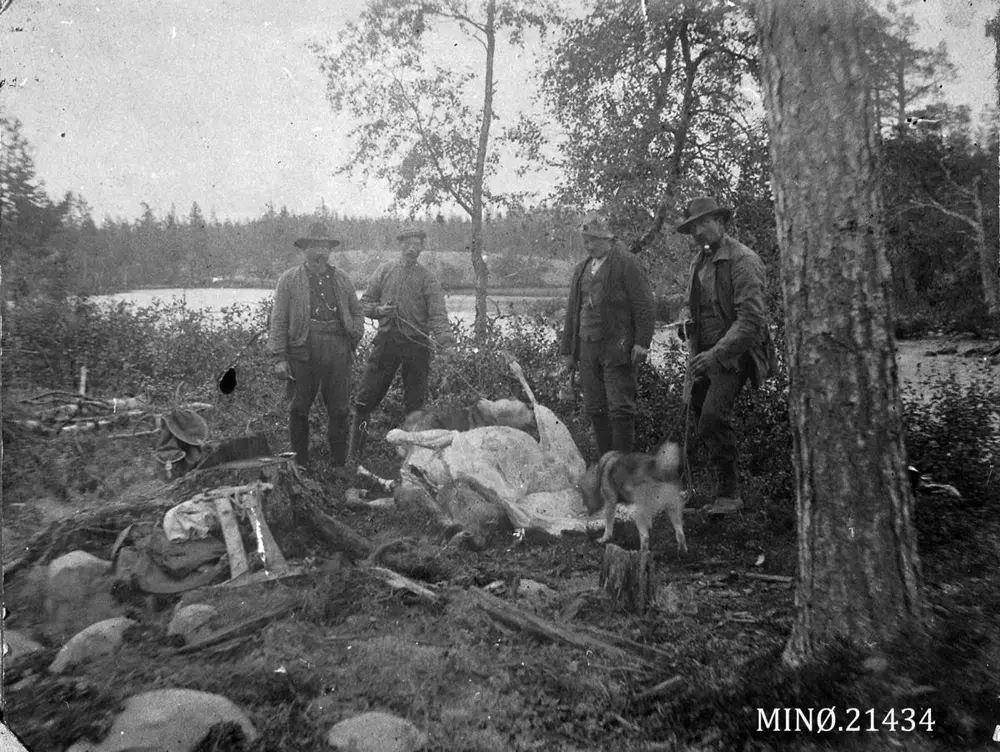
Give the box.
[392,77,474,215]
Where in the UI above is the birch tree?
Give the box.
[312,0,555,338]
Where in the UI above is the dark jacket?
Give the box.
[684,234,776,398]
[561,249,655,366]
[267,264,364,358]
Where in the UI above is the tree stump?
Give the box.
[171,458,372,561]
[599,544,655,615]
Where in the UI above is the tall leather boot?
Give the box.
[348,411,370,466]
[328,412,350,468]
[289,411,310,468]
[590,413,613,457]
[610,416,635,454]
[706,460,743,514]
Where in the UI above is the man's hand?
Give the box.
[377,304,397,318]
[631,344,648,367]
[689,351,717,377]
[272,360,293,380]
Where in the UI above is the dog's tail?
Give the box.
[652,441,682,480]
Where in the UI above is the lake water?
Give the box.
[88,286,570,338]
[88,289,996,408]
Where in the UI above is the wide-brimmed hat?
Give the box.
[294,222,341,249]
[677,197,733,234]
[397,227,427,242]
[579,211,615,239]
[162,408,209,447]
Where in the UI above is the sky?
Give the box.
[1,0,997,224]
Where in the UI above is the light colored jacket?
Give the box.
[267,264,364,359]
[361,261,455,348]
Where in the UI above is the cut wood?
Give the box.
[367,566,441,603]
[174,458,373,561]
[177,603,297,654]
[633,676,684,702]
[744,572,794,584]
[600,543,655,615]
[464,587,656,667]
[213,496,250,579]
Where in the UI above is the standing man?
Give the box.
[678,197,776,514]
[349,227,456,463]
[268,222,364,473]
[561,211,655,456]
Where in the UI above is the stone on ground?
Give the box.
[2,629,45,660]
[45,550,122,638]
[48,617,135,674]
[327,711,427,751]
[166,604,219,644]
[65,688,258,752]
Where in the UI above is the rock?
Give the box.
[45,550,122,638]
[0,720,30,751]
[862,655,889,674]
[516,579,557,600]
[2,629,45,660]
[166,604,218,644]
[49,617,135,674]
[65,688,258,752]
[326,711,427,752]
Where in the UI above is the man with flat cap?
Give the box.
[268,222,364,473]
[678,197,776,514]
[560,211,655,456]
[349,226,456,463]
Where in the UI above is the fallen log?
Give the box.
[177,603,298,654]
[633,675,684,702]
[367,566,441,603]
[464,587,657,668]
[744,572,794,584]
[600,544,655,615]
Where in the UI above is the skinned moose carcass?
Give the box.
[386,401,592,542]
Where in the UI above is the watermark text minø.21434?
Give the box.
[758,707,934,733]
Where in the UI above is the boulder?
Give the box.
[326,711,427,752]
[65,688,258,752]
[45,551,122,637]
[49,617,135,674]
[166,604,218,644]
[2,629,45,660]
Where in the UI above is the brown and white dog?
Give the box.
[401,398,534,434]
[577,442,687,553]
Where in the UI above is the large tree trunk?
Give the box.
[755,0,925,668]
[470,0,496,340]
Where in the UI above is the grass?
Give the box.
[2,298,999,751]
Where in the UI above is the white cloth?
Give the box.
[162,499,219,542]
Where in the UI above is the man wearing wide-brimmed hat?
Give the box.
[268,222,364,473]
[560,210,655,456]
[349,226,456,464]
[678,197,776,514]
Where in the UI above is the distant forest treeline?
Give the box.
[3,189,595,299]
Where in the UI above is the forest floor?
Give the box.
[2,337,999,752]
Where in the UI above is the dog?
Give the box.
[577,442,687,553]
[401,398,534,433]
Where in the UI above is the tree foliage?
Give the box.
[533,0,760,249]
[311,0,556,336]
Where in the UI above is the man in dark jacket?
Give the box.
[349,227,456,463]
[268,222,364,473]
[561,211,655,455]
[678,197,776,514]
